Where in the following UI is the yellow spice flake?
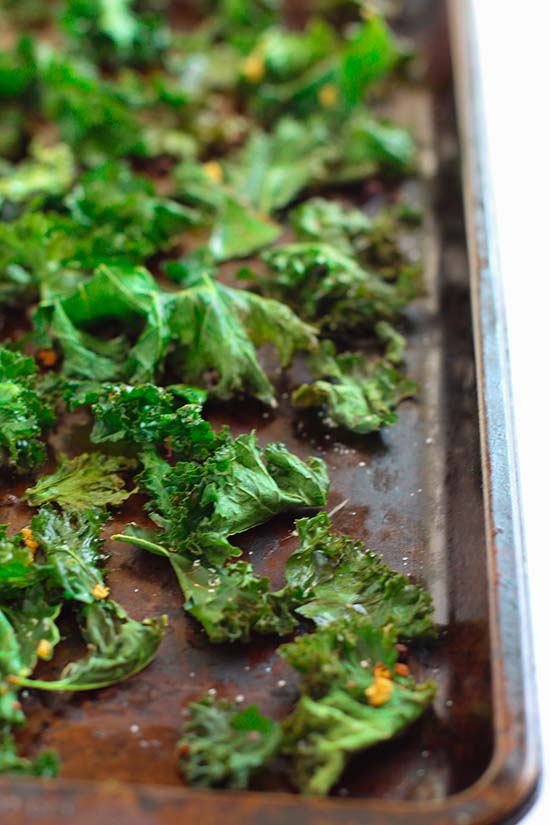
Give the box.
[202,160,223,183]
[92,583,110,600]
[318,83,338,109]
[242,53,265,83]
[365,662,395,707]
[36,639,52,660]
[21,527,39,555]
[373,663,392,680]
[365,677,393,707]
[37,348,57,367]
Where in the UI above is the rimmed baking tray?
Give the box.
[0,0,540,822]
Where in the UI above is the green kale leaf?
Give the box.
[0,348,55,473]
[208,195,280,261]
[290,197,373,257]
[168,508,433,643]
[170,556,296,643]
[0,142,75,206]
[40,54,146,164]
[209,0,282,52]
[0,587,61,724]
[64,161,195,263]
[172,162,281,261]
[14,598,165,692]
[178,697,281,789]
[168,273,317,406]
[292,340,416,434]
[258,242,419,334]
[280,617,436,794]
[290,197,423,282]
[0,36,37,102]
[0,591,60,775]
[24,452,137,510]
[0,164,192,309]
[223,117,332,213]
[36,263,171,384]
[85,383,217,460]
[0,526,51,596]
[62,0,170,68]
[241,12,399,121]
[224,108,414,216]
[0,726,58,776]
[331,112,416,182]
[0,608,28,725]
[3,589,61,675]
[340,10,398,106]
[38,266,314,403]
[0,211,86,307]
[135,433,329,561]
[30,506,108,604]
[284,512,435,639]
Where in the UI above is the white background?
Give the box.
[471,1,550,821]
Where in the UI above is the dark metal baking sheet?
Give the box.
[0,1,540,822]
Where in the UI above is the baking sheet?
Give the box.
[0,1,539,822]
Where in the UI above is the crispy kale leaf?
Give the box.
[38,266,315,403]
[164,508,433,644]
[0,587,61,725]
[64,161,195,262]
[208,195,280,261]
[223,117,332,214]
[62,0,170,68]
[241,11,398,121]
[292,340,416,434]
[3,589,61,676]
[0,509,164,698]
[30,506,108,604]
[0,525,52,596]
[15,598,166,692]
[173,163,281,261]
[210,0,282,52]
[178,697,281,789]
[224,109,414,216]
[290,197,373,257]
[168,273,317,406]
[175,517,436,790]
[117,496,434,650]
[0,142,75,206]
[290,196,423,281]
[0,348,55,473]
[170,556,296,643]
[135,434,329,561]
[35,263,171,383]
[0,211,85,307]
[239,19,337,121]
[0,726,58,776]
[280,617,436,794]
[285,512,434,639]
[24,452,137,510]
[332,112,416,182]
[39,54,146,164]
[0,608,29,725]
[85,383,217,460]
[0,590,60,775]
[0,164,193,309]
[258,242,419,334]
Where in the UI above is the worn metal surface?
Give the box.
[0,1,539,822]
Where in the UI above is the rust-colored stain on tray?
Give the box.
[0,1,539,823]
